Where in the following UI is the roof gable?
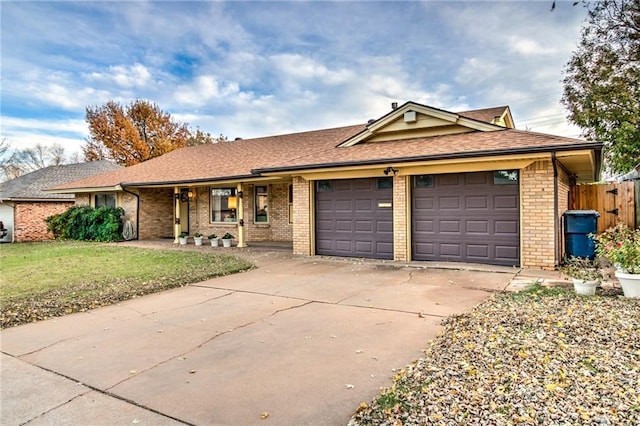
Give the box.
[338,101,504,147]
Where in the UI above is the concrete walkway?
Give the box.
[1,248,522,425]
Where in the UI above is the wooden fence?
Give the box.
[569,181,636,234]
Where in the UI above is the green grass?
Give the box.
[0,241,254,327]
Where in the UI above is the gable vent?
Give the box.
[404,110,417,123]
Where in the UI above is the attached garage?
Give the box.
[315,177,393,259]
[412,171,520,266]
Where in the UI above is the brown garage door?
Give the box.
[412,171,520,266]
[316,178,393,259]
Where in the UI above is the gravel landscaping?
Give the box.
[350,285,640,425]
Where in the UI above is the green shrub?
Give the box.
[46,206,125,242]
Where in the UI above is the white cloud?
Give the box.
[1,116,87,155]
[507,36,557,56]
[455,58,500,86]
[87,63,153,89]
[173,75,243,106]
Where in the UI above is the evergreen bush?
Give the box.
[46,206,125,242]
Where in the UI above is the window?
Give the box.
[494,170,519,185]
[94,193,116,208]
[413,175,434,188]
[317,180,333,192]
[254,185,268,223]
[288,184,293,224]
[376,177,393,190]
[211,188,237,223]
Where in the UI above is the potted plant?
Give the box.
[208,233,219,247]
[178,231,189,246]
[193,231,204,246]
[560,256,602,296]
[221,232,234,248]
[594,224,640,298]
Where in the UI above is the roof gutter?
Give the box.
[120,173,257,188]
[253,142,605,174]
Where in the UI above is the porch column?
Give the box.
[173,186,180,243]
[237,183,247,247]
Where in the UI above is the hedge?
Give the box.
[46,206,125,242]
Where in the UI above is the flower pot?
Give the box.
[572,278,598,296]
[222,238,232,248]
[194,236,203,246]
[210,239,219,247]
[178,237,188,245]
[615,270,640,298]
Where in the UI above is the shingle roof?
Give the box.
[51,125,364,190]
[0,161,122,200]
[458,106,509,124]
[50,105,599,191]
[255,129,599,172]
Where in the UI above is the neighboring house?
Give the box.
[0,161,122,242]
[50,102,602,269]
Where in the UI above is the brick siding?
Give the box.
[393,175,408,261]
[520,160,556,269]
[292,176,312,256]
[13,201,73,242]
[138,188,174,239]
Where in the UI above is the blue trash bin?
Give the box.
[563,210,599,260]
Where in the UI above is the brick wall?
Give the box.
[393,175,408,261]
[13,201,73,242]
[556,166,571,261]
[520,160,556,269]
[243,183,293,242]
[292,176,312,256]
[138,188,174,239]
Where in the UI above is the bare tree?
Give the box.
[0,139,78,181]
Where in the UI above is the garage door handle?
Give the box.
[378,202,392,208]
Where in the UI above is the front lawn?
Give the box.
[0,241,253,328]
[351,285,640,425]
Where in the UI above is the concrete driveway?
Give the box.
[1,250,517,425]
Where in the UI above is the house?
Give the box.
[0,160,122,242]
[50,102,602,269]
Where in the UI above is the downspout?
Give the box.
[552,152,559,267]
[121,185,140,240]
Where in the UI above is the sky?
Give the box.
[1,0,590,159]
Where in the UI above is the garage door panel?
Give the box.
[467,244,489,259]
[440,243,461,257]
[335,200,353,212]
[495,220,518,235]
[336,220,352,231]
[465,173,489,185]
[495,245,519,261]
[355,220,372,232]
[495,195,518,209]
[316,178,393,259]
[440,220,461,233]
[355,241,373,253]
[439,197,460,209]
[413,171,519,266]
[466,196,488,209]
[414,197,434,210]
[440,174,461,185]
[377,220,393,233]
[466,220,488,234]
[335,240,353,252]
[316,220,333,231]
[355,199,373,212]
